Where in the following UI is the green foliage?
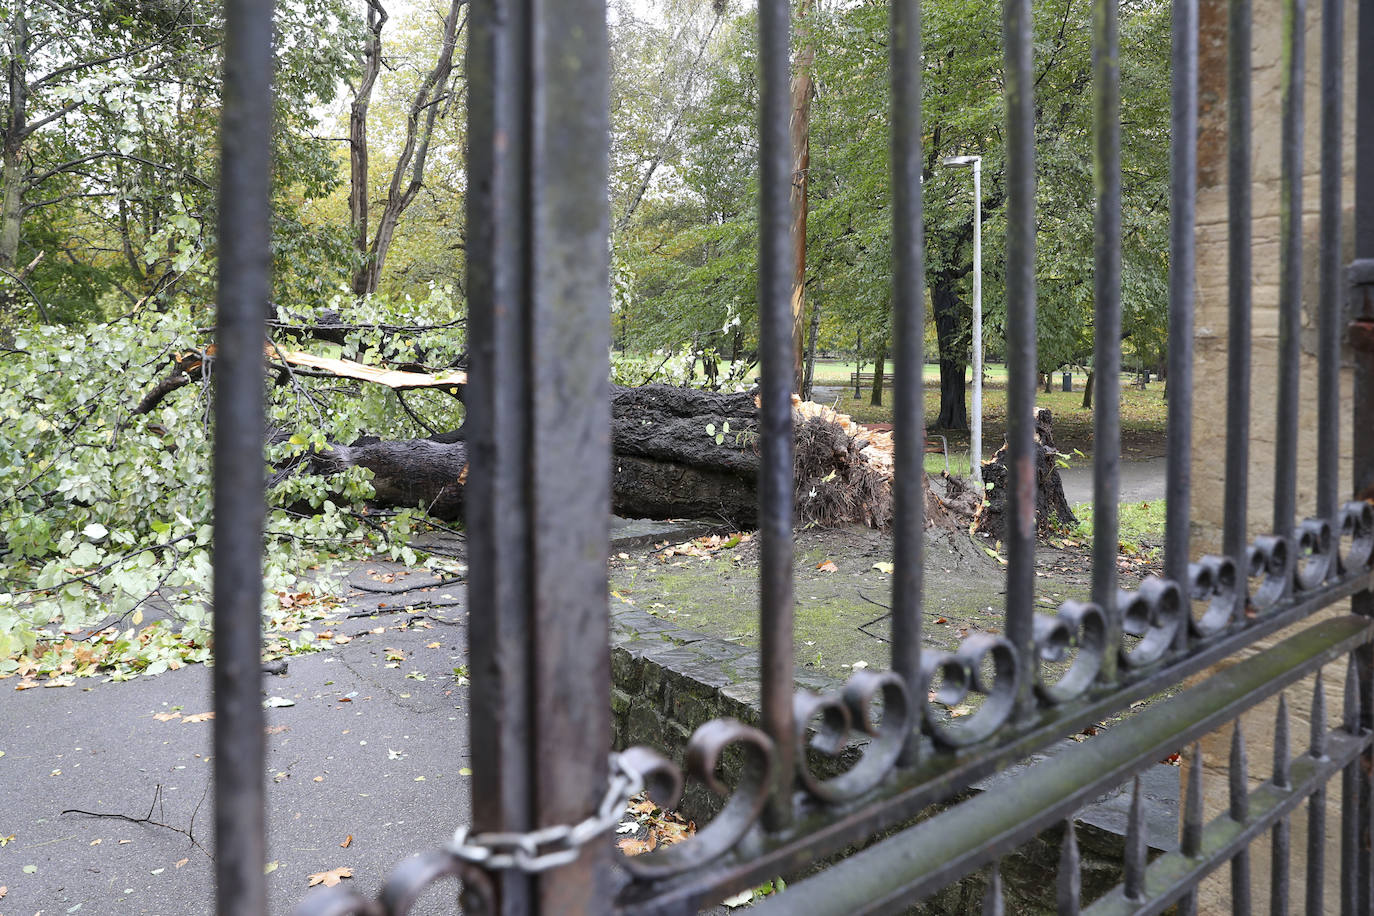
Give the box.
[0,287,466,684]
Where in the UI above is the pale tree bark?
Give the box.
[350,0,466,297]
[788,0,815,393]
[615,4,725,232]
[347,0,387,295]
[0,0,29,333]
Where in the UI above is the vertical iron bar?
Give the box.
[1124,776,1146,902]
[1341,656,1360,916]
[1314,0,1343,521]
[1178,742,1204,916]
[465,0,535,907]
[982,862,1005,916]
[1222,0,1252,622]
[1352,6,1374,913]
[527,0,614,906]
[1230,721,1252,915]
[1166,0,1198,631]
[757,0,795,830]
[889,0,925,765]
[1308,672,1327,916]
[1272,0,1305,551]
[465,0,613,908]
[1091,0,1121,637]
[1058,818,1081,915]
[1001,0,1038,702]
[1271,694,1291,916]
[211,0,272,910]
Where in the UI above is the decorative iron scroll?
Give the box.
[293,504,1373,914]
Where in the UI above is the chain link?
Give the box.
[447,753,644,873]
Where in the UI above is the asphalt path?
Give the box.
[0,562,473,916]
[1059,455,1168,507]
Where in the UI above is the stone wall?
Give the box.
[1190,4,1360,909]
[607,598,1175,910]
[1191,0,1359,553]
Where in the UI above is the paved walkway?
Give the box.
[0,563,471,916]
[1059,455,1168,507]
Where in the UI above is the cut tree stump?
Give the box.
[971,407,1078,542]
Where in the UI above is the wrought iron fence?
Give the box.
[202,0,1374,911]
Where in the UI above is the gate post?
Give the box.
[465,0,614,912]
[1349,1,1374,909]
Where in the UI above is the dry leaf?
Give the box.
[307,866,353,887]
[90,838,101,846]
[816,560,838,573]
[617,834,657,856]
[175,858,189,868]
[265,725,289,735]
[153,712,181,722]
[425,642,442,649]
[182,712,214,723]
[340,835,353,848]
[0,885,7,898]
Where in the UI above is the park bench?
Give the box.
[849,371,894,390]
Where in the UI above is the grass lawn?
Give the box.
[814,375,1167,461]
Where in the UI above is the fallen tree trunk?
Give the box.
[308,384,960,529]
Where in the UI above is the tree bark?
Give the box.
[1082,370,1094,409]
[972,408,1078,542]
[306,384,945,530]
[350,0,465,296]
[802,291,821,401]
[788,0,815,393]
[869,342,887,407]
[347,0,387,296]
[931,278,968,430]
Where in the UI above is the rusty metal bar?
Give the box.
[527,0,614,907]
[1091,0,1122,641]
[1222,0,1252,621]
[1001,0,1038,705]
[211,0,272,910]
[888,0,925,764]
[465,0,536,908]
[1315,0,1343,521]
[757,0,795,829]
[1353,2,1374,910]
[465,0,613,909]
[1166,0,1198,629]
[1272,0,1305,553]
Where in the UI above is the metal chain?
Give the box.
[447,753,644,873]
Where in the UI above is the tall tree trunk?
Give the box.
[351,0,464,297]
[788,0,815,393]
[870,342,887,407]
[853,330,863,398]
[1082,370,1094,409]
[0,0,29,327]
[931,279,968,430]
[802,290,821,401]
[348,0,387,296]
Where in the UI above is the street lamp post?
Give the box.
[941,154,982,483]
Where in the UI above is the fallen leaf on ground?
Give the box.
[340,835,353,848]
[426,642,442,649]
[0,885,6,898]
[618,835,657,856]
[816,560,838,572]
[264,861,279,874]
[175,858,189,868]
[265,725,289,735]
[182,712,214,723]
[153,712,181,722]
[872,561,894,574]
[308,867,353,887]
[0,834,15,846]
[722,888,754,907]
[264,697,295,708]
[90,838,101,846]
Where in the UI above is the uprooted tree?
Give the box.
[136,347,970,531]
